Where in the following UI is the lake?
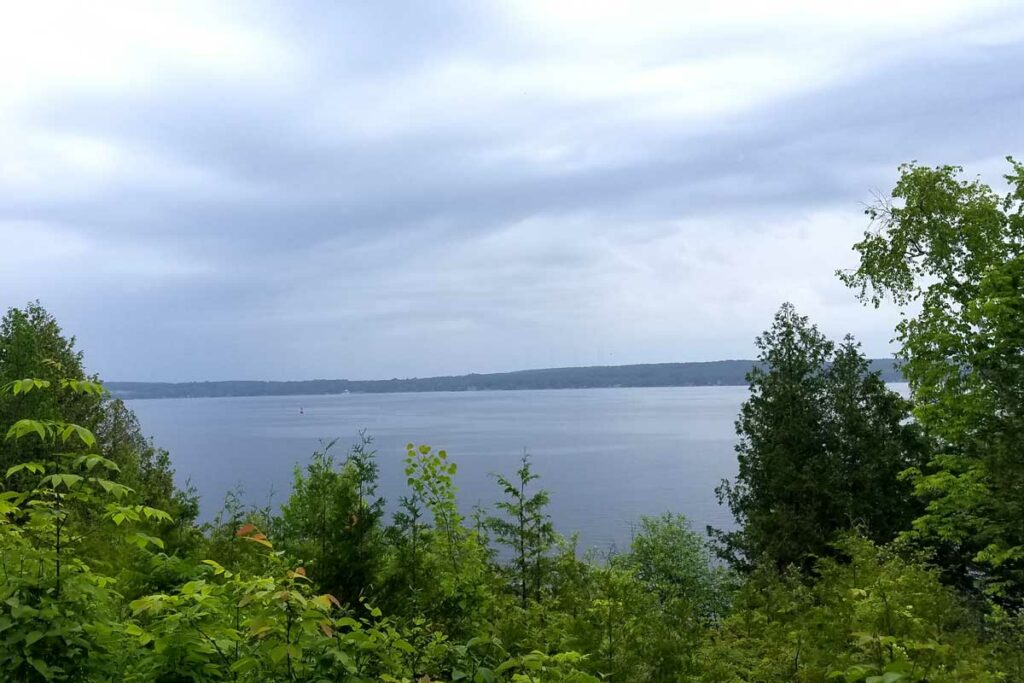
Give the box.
[129,386,747,553]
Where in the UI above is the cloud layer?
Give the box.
[3,1,1023,381]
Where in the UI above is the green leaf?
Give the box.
[6,462,45,478]
[59,473,82,488]
[60,379,106,395]
[270,644,289,664]
[58,423,96,448]
[3,378,51,396]
[28,657,53,680]
[95,479,133,499]
[6,419,47,442]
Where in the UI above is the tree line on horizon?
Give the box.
[0,159,1022,681]
[106,359,904,400]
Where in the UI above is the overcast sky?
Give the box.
[2,1,1022,382]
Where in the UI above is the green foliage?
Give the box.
[487,453,556,608]
[380,489,430,613]
[0,304,97,478]
[840,159,1024,603]
[0,302,196,560]
[699,534,1004,682]
[714,303,925,572]
[202,486,281,578]
[616,513,732,620]
[405,443,461,564]
[0,373,1008,683]
[0,377,599,681]
[545,558,698,682]
[0,377,170,681]
[380,444,496,641]
[483,516,732,683]
[123,526,417,682]
[277,434,384,608]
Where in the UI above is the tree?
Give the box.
[617,513,728,619]
[391,444,493,640]
[613,514,731,681]
[0,303,191,532]
[380,491,429,612]
[823,337,927,545]
[0,302,94,475]
[276,434,384,607]
[487,452,556,608]
[713,303,925,571]
[840,160,1024,604]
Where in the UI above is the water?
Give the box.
[129,386,746,552]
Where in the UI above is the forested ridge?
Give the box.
[1,161,1022,681]
[106,360,904,399]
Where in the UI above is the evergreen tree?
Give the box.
[714,303,924,571]
[277,434,384,606]
[382,492,429,609]
[822,337,927,544]
[487,452,556,607]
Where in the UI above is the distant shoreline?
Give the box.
[120,384,756,401]
[109,359,903,400]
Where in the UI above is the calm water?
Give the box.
[129,387,747,552]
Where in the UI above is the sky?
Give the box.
[2,1,1023,382]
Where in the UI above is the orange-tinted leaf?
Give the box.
[242,533,273,548]
[236,523,256,537]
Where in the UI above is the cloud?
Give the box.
[1,1,1023,380]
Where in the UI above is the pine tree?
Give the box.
[487,452,556,607]
[713,303,924,572]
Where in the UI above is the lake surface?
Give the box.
[129,387,747,552]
